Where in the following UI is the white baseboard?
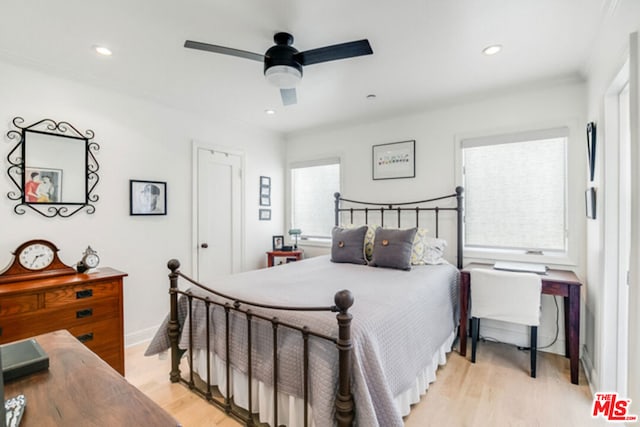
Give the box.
[581,345,597,393]
[125,324,159,348]
[478,322,566,355]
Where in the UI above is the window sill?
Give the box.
[464,247,577,269]
[299,238,331,248]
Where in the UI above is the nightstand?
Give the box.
[266,250,304,267]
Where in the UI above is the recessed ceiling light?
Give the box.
[94,45,112,56]
[366,94,377,100]
[264,109,276,115]
[482,45,502,56]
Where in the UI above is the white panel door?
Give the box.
[197,148,243,283]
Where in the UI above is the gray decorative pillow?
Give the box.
[370,227,418,270]
[330,226,368,265]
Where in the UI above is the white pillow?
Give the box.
[421,237,448,265]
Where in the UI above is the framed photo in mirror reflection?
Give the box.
[25,168,62,203]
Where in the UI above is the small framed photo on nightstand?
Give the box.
[272,235,284,251]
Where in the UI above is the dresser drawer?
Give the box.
[45,281,120,308]
[67,317,122,355]
[0,298,119,343]
[0,293,39,316]
[44,297,120,330]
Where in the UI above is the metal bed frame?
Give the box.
[165,186,464,426]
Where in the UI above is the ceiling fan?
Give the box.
[184,32,373,106]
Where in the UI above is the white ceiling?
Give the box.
[0,1,610,135]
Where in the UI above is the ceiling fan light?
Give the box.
[265,65,302,89]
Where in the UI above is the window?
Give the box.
[462,127,568,257]
[290,158,340,240]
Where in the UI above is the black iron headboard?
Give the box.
[333,186,464,268]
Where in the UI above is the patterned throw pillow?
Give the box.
[410,227,429,265]
[363,224,377,261]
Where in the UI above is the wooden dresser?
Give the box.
[0,268,127,375]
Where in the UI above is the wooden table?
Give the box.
[459,263,582,385]
[3,330,180,426]
[266,250,304,267]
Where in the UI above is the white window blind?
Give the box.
[290,159,340,239]
[462,128,568,253]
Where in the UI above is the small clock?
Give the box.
[0,239,76,284]
[80,246,100,270]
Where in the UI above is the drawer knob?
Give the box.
[76,308,93,318]
[76,289,93,299]
[76,332,94,343]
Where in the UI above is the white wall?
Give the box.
[0,60,285,346]
[287,80,587,355]
[584,2,640,395]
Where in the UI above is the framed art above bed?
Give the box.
[372,140,415,180]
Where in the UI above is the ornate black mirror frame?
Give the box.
[6,117,99,217]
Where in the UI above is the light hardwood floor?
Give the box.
[125,341,606,427]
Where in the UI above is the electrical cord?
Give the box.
[478,295,560,351]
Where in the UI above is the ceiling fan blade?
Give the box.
[184,40,264,62]
[295,39,372,66]
[280,88,297,106]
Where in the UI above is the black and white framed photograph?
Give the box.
[272,235,284,250]
[130,179,167,215]
[372,140,415,180]
[25,167,62,203]
[585,187,596,219]
[260,176,271,206]
[259,208,271,221]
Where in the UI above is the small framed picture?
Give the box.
[259,176,271,206]
[585,187,596,219]
[372,140,416,180]
[130,180,167,215]
[259,208,271,221]
[272,235,284,250]
[25,167,63,203]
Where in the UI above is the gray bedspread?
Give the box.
[146,255,459,427]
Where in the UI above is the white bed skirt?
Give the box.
[187,330,455,426]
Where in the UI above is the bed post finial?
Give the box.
[334,192,341,226]
[168,258,180,272]
[334,289,354,313]
[167,259,181,383]
[334,289,354,426]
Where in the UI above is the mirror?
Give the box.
[6,117,99,217]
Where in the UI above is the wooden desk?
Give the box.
[3,330,180,426]
[459,263,582,385]
[266,250,304,267]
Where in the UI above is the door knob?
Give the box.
[200,243,209,248]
